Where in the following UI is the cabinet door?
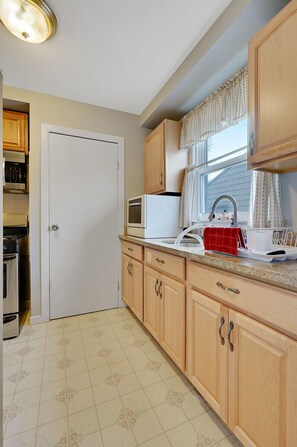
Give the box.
[186,290,228,422]
[143,267,160,341]
[228,310,297,447]
[130,259,143,322]
[3,110,28,153]
[160,275,185,370]
[145,123,165,194]
[248,1,297,172]
[122,255,132,307]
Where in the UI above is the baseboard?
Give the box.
[30,315,49,325]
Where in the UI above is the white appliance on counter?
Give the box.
[127,194,181,238]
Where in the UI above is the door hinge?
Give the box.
[117,281,120,292]
[117,161,120,171]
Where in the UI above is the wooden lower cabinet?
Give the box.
[122,254,143,321]
[187,290,228,422]
[228,310,297,447]
[143,267,160,340]
[144,266,185,370]
[187,289,297,447]
[122,255,133,308]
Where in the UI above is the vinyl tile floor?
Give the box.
[3,308,242,447]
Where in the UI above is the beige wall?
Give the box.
[3,85,149,318]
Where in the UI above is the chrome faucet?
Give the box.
[208,194,238,227]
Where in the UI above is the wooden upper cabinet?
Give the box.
[248,0,297,172]
[145,119,187,194]
[3,110,29,154]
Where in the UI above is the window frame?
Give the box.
[192,142,250,225]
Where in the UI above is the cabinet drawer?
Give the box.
[145,248,185,281]
[188,261,297,340]
[122,241,143,261]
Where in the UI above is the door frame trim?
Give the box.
[38,124,124,323]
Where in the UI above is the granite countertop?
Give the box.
[120,234,297,294]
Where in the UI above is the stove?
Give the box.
[3,223,30,339]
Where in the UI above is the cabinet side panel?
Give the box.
[165,120,187,193]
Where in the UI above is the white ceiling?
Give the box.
[0,0,231,115]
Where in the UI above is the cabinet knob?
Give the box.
[249,131,254,156]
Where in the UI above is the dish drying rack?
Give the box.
[183,225,297,246]
[241,227,297,249]
[177,225,297,262]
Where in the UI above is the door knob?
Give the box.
[51,224,59,231]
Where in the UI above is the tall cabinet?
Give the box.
[248,0,297,172]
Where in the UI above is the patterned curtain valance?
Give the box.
[180,66,248,150]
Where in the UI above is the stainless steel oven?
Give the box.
[3,230,30,340]
[3,252,19,338]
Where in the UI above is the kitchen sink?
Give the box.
[160,239,203,248]
[160,239,200,247]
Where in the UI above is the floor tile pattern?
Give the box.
[3,308,243,447]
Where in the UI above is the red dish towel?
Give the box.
[203,227,243,256]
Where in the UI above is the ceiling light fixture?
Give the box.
[0,0,57,44]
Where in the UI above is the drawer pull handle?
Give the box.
[159,281,163,299]
[216,282,240,295]
[156,258,165,264]
[128,262,132,276]
[228,321,234,352]
[128,247,133,252]
[155,279,159,296]
[218,317,225,345]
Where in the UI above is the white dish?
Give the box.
[237,248,295,262]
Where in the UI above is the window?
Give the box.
[193,118,252,222]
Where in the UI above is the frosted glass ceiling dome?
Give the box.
[0,0,57,43]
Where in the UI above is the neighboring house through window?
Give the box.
[192,118,252,223]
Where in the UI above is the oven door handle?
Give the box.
[3,315,17,324]
[3,157,6,186]
[3,255,17,261]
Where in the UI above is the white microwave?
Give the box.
[127,194,181,238]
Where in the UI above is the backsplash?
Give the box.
[3,193,29,215]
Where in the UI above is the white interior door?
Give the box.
[49,132,119,319]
